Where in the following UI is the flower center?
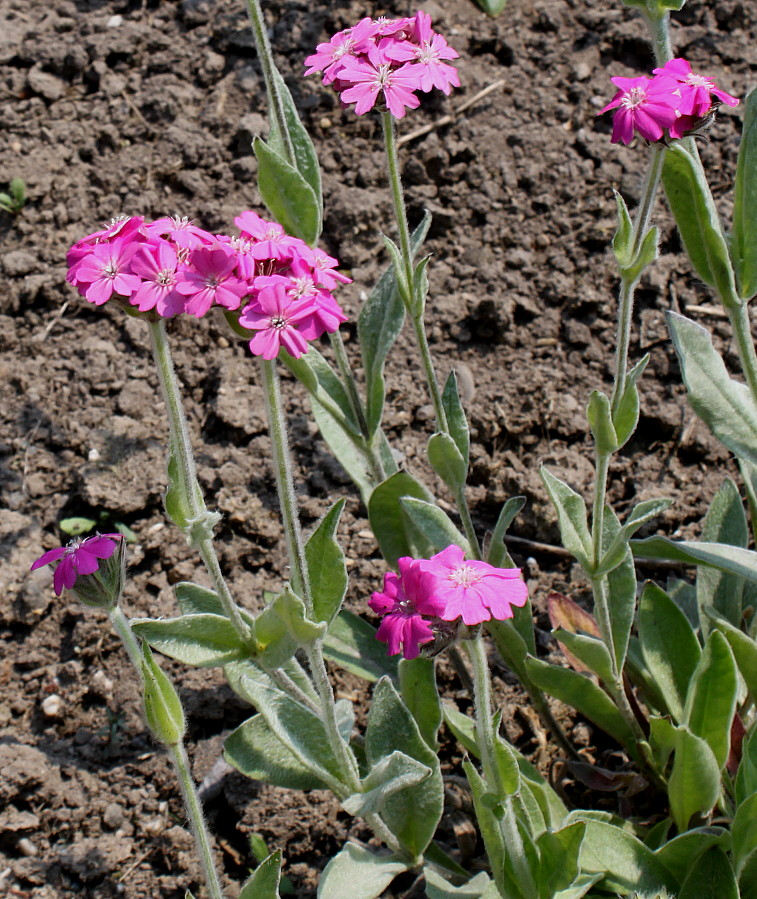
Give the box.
[270,315,288,330]
[169,215,193,230]
[204,275,220,289]
[103,261,119,279]
[449,564,482,588]
[686,74,714,90]
[622,87,648,109]
[157,270,174,286]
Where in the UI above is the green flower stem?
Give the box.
[258,357,362,792]
[644,9,673,68]
[244,0,295,168]
[148,321,253,646]
[466,631,536,897]
[109,607,224,899]
[727,300,757,402]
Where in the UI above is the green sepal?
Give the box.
[141,643,185,746]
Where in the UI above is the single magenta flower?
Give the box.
[598,75,680,145]
[420,545,529,626]
[70,235,143,305]
[652,58,739,116]
[130,240,186,317]
[175,244,249,317]
[238,282,320,360]
[369,557,447,659]
[31,533,123,597]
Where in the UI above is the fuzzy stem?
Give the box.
[645,9,673,67]
[108,607,224,899]
[148,320,253,645]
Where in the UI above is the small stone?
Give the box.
[41,694,62,717]
[102,803,124,830]
[27,67,65,101]
[319,116,332,129]
[107,14,123,26]
[2,251,37,277]
[88,448,101,462]
[142,816,165,837]
[17,838,37,857]
[573,61,592,81]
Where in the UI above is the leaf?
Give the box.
[317,843,408,899]
[428,431,468,492]
[633,533,757,583]
[638,582,701,722]
[668,727,720,832]
[601,504,639,674]
[412,254,431,317]
[224,713,327,791]
[342,750,431,816]
[254,137,320,246]
[666,311,757,466]
[424,870,494,899]
[613,354,650,449]
[697,478,747,635]
[368,471,436,568]
[399,657,442,750]
[174,582,226,616]
[442,371,471,466]
[540,467,592,570]
[141,644,185,746]
[281,345,359,436]
[740,850,757,899]
[576,819,679,895]
[310,394,375,504]
[306,499,348,626]
[612,190,634,269]
[493,734,520,796]
[524,657,637,755]
[487,496,527,568]
[164,446,204,530]
[487,618,531,680]
[322,610,399,683]
[254,587,326,667]
[359,213,431,438]
[474,0,508,16]
[536,822,586,897]
[684,630,738,769]
[442,702,480,757]
[596,498,672,578]
[365,677,443,856]
[677,847,739,899]
[399,497,469,556]
[732,86,757,300]
[736,729,757,806]
[239,849,282,899]
[662,142,738,303]
[379,234,410,304]
[733,793,757,874]
[59,516,97,536]
[653,827,730,885]
[552,629,615,685]
[587,390,618,454]
[705,607,757,700]
[131,614,247,667]
[648,715,678,771]
[548,592,601,673]
[463,759,516,899]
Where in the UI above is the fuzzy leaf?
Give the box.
[613,354,650,449]
[368,471,436,567]
[601,504,638,674]
[552,629,614,685]
[678,847,739,899]
[704,607,757,700]
[732,86,757,300]
[669,727,721,832]
[317,843,408,899]
[536,822,586,897]
[487,496,526,568]
[442,371,471,466]
[239,849,282,899]
[399,497,469,556]
[131,614,247,667]
[342,750,431,816]
[141,644,185,746]
[596,498,672,578]
[428,431,468,492]
[653,828,729,885]
[633,534,757,583]
[254,137,320,246]
[587,390,618,454]
[306,498,348,626]
[399,657,442,750]
[322,610,399,683]
[540,467,592,570]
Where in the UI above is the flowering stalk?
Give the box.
[148,320,253,645]
[108,606,225,899]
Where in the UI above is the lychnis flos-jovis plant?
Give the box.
[599,57,739,145]
[66,212,349,358]
[370,545,529,659]
[304,11,460,118]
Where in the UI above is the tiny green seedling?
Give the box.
[0,178,26,215]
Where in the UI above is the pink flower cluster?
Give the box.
[31,533,122,596]
[66,213,349,360]
[369,545,529,660]
[599,58,739,145]
[305,11,460,119]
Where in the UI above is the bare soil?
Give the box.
[1,0,755,894]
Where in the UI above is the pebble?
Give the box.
[27,67,65,101]
[2,251,37,277]
[142,816,165,837]
[102,803,124,830]
[41,694,62,717]
[17,839,37,857]
[107,14,123,27]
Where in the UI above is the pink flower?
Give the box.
[384,12,460,95]
[145,215,215,249]
[369,557,447,659]
[238,282,320,359]
[304,18,378,84]
[175,244,249,317]
[71,235,143,305]
[129,240,186,317]
[420,545,528,626]
[653,58,739,117]
[338,57,422,118]
[599,75,680,145]
[31,534,122,596]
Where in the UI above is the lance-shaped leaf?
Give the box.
[322,610,399,683]
[678,847,739,899]
[487,617,531,680]
[595,498,672,578]
[684,630,738,769]
[342,750,432,816]
[732,86,757,300]
[552,629,614,686]
[638,582,701,722]
[704,607,757,700]
[428,431,468,492]
[540,467,593,570]
[613,354,650,450]
[442,371,470,466]
[669,727,720,832]
[399,497,469,556]
[359,213,431,438]
[412,255,431,317]
[379,234,410,305]
[662,143,738,304]
[423,869,496,899]
[141,644,185,746]
[266,69,322,223]
[487,496,526,568]
[736,729,757,807]
[442,702,480,757]
[399,657,442,750]
[224,713,327,791]
[310,394,376,504]
[548,592,601,674]
[281,345,360,436]
[536,822,586,898]
[576,818,679,895]
[254,587,326,668]
[697,478,747,635]
[601,505,639,674]
[587,390,618,455]
[653,827,729,885]
[317,843,408,899]
[239,848,282,899]
[612,190,634,270]
[306,498,348,626]
[368,471,436,567]
[666,310,757,465]
[254,137,321,246]
[732,793,757,876]
[131,614,247,667]
[365,677,443,855]
[525,657,637,756]
[174,582,225,616]
[633,534,757,583]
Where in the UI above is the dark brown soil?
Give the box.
[1,0,754,894]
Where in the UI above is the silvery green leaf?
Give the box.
[342,750,431,816]
[732,86,757,300]
[317,843,408,899]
